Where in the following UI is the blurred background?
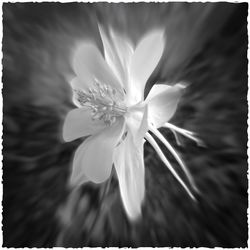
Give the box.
[2,2,248,247]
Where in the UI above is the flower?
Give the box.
[63,26,200,220]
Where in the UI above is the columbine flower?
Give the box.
[63,26,200,220]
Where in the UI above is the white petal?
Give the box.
[70,118,125,185]
[146,83,186,128]
[72,42,124,94]
[125,104,149,148]
[63,108,106,142]
[70,77,86,92]
[128,30,165,103]
[99,25,133,91]
[114,134,145,220]
[70,78,86,108]
[146,83,172,100]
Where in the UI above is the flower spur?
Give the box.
[63,26,201,220]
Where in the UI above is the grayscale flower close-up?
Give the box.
[2,2,248,247]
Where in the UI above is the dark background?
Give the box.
[3,2,248,247]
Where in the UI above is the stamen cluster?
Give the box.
[74,80,127,125]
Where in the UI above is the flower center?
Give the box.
[74,80,127,125]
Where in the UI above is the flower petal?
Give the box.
[146,83,186,128]
[70,78,85,108]
[70,118,125,185]
[114,134,145,220]
[128,30,165,103]
[72,42,124,94]
[125,104,148,147]
[146,83,172,100]
[63,108,106,142]
[99,25,133,92]
[70,77,85,92]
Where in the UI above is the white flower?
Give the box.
[63,26,200,220]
